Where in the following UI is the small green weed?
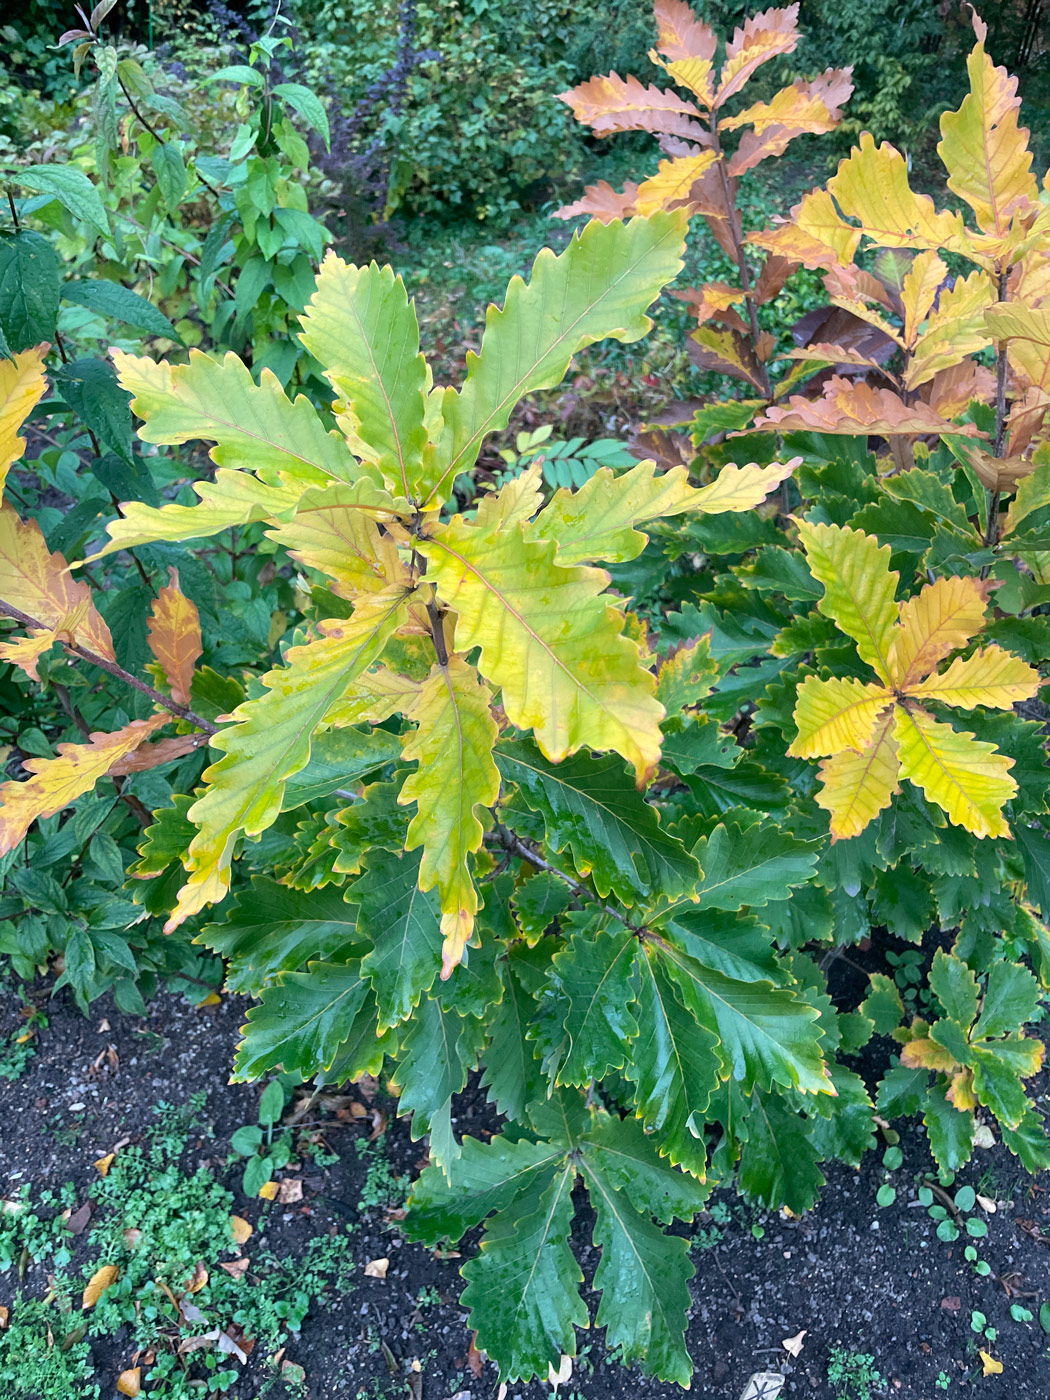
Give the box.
[826,1347,884,1400]
[0,1292,99,1399]
[355,1140,407,1213]
[0,1005,46,1081]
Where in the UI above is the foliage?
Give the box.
[0,2,1049,1392]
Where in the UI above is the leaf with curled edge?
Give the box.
[0,345,48,498]
[653,0,717,64]
[635,152,718,216]
[756,376,988,439]
[166,586,409,932]
[0,504,114,661]
[398,657,500,977]
[147,567,201,706]
[557,72,704,139]
[716,3,800,104]
[554,180,640,223]
[826,132,967,252]
[0,715,169,854]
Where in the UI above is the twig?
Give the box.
[491,822,641,932]
[0,598,218,734]
[985,265,1011,549]
[117,74,222,200]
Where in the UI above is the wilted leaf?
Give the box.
[116,1369,141,1398]
[93,1153,115,1176]
[230,1214,253,1244]
[782,1329,807,1357]
[364,1256,389,1278]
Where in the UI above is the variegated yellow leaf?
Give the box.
[399,656,500,976]
[634,153,718,216]
[324,664,423,727]
[797,521,898,683]
[475,462,546,532]
[903,268,995,389]
[662,56,716,108]
[816,708,900,841]
[719,77,838,135]
[907,645,1041,711]
[0,345,48,497]
[167,587,410,931]
[0,716,168,854]
[893,705,1015,839]
[266,481,407,598]
[937,27,1038,240]
[985,302,1050,393]
[787,675,892,759]
[112,348,364,487]
[826,133,966,251]
[419,516,663,780]
[900,1036,960,1072]
[888,574,993,688]
[680,459,798,516]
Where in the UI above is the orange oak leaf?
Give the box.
[558,73,704,140]
[147,567,202,705]
[755,376,988,437]
[653,0,717,64]
[717,3,800,104]
[553,180,640,223]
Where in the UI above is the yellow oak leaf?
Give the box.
[398,657,500,977]
[893,705,1015,840]
[815,708,900,841]
[117,1368,141,1398]
[900,250,949,349]
[826,132,966,251]
[907,645,1040,711]
[258,1180,278,1200]
[888,575,994,688]
[266,481,407,599]
[634,152,719,216]
[985,302,1050,393]
[717,3,800,104]
[0,505,114,661]
[787,675,891,760]
[0,716,169,855]
[662,56,716,108]
[147,567,202,706]
[0,345,48,498]
[230,1214,253,1245]
[903,269,996,389]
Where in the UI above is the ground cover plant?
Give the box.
[0,0,1050,1393]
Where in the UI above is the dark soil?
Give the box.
[3,978,1050,1400]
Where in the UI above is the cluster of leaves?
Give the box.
[0,2,1048,1391]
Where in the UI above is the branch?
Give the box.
[491,821,642,933]
[117,74,223,200]
[707,128,772,400]
[986,265,1011,549]
[0,598,218,735]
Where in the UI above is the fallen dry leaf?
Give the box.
[178,1328,219,1356]
[348,1101,368,1119]
[123,1228,141,1249]
[941,1296,962,1312]
[178,1295,206,1325]
[0,1304,8,1330]
[548,1353,573,1389]
[229,1215,253,1245]
[116,1367,141,1397]
[93,1153,115,1176]
[467,1335,484,1378]
[281,1360,306,1384]
[782,1329,807,1358]
[364,1257,389,1279]
[217,1323,254,1362]
[258,1180,278,1201]
[277,1178,303,1204]
[219,1258,250,1280]
[185,1261,208,1294]
[979,1350,1003,1377]
[977,1194,997,1213]
[82,1263,119,1309]
[196,991,221,1007]
[68,1201,92,1236]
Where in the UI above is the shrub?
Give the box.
[0,1,1049,1392]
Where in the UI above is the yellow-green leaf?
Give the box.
[826,132,965,251]
[298,256,429,500]
[420,516,663,780]
[797,521,898,683]
[427,213,687,505]
[893,705,1015,839]
[398,657,500,976]
[266,481,407,598]
[0,504,114,660]
[167,588,409,930]
[888,574,993,687]
[112,347,362,487]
